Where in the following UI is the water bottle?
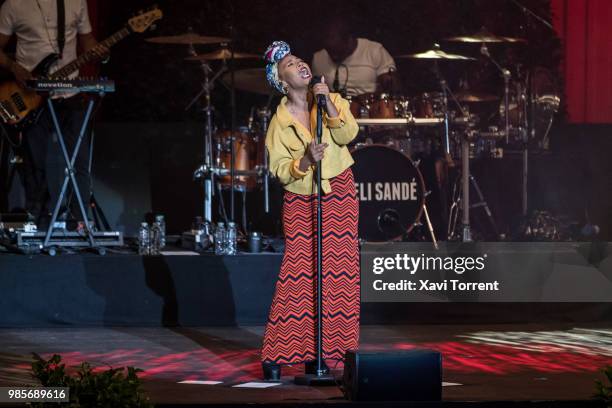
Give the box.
[226,222,237,255]
[154,214,166,249]
[138,222,151,255]
[150,222,161,255]
[214,222,226,255]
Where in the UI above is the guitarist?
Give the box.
[0,0,108,228]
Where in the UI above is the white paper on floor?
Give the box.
[442,382,462,387]
[232,382,282,388]
[179,380,223,385]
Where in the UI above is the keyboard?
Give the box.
[27,79,116,93]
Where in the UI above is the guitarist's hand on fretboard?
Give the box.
[80,33,111,64]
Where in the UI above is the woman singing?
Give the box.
[260,41,360,381]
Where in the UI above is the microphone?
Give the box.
[310,75,327,107]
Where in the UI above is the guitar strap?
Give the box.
[56,0,65,58]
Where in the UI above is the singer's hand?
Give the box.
[313,75,340,117]
[312,75,330,103]
[300,140,328,171]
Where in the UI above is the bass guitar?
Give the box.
[0,7,162,129]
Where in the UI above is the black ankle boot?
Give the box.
[305,360,329,375]
[262,362,281,381]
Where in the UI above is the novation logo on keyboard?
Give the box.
[36,82,76,89]
[355,181,419,202]
[28,80,116,93]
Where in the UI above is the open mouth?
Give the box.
[298,66,311,79]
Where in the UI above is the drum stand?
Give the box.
[433,62,483,242]
[447,133,498,241]
[420,194,439,250]
[187,44,234,245]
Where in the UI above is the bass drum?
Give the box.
[351,145,426,241]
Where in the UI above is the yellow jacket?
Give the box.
[265,93,359,195]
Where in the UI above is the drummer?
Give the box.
[311,16,398,97]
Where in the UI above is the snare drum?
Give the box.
[351,145,426,241]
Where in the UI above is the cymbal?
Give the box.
[396,45,475,60]
[222,68,273,95]
[455,91,499,103]
[146,33,230,45]
[185,49,259,61]
[446,28,526,43]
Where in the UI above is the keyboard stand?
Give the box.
[42,95,100,252]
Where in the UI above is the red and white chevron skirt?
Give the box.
[261,168,360,364]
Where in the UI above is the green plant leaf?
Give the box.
[29,354,153,407]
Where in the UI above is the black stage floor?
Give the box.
[0,324,610,406]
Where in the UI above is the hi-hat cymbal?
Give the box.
[185,49,259,61]
[446,28,526,43]
[396,44,476,60]
[455,91,499,103]
[146,33,231,45]
[222,68,273,95]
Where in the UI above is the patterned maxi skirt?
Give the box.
[261,168,360,364]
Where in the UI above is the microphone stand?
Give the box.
[294,94,336,386]
[480,44,511,144]
[257,102,272,213]
[511,0,555,217]
[510,0,555,31]
[432,60,471,243]
[433,59,468,157]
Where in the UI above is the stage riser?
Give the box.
[0,252,610,328]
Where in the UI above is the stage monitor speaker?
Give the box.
[343,349,442,401]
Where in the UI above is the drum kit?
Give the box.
[344,31,560,243]
[146,31,274,244]
[145,25,560,245]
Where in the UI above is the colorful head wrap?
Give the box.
[263,41,291,94]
